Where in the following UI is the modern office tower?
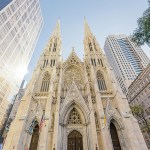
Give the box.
[127,64,150,149]
[0,80,27,143]
[3,21,147,150]
[0,96,9,139]
[0,0,43,134]
[104,35,150,95]
[6,80,27,130]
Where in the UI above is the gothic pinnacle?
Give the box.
[52,19,61,37]
[84,18,93,37]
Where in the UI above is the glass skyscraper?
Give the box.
[104,35,150,95]
[0,0,43,135]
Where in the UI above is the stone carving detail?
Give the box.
[83,96,88,103]
[100,91,113,95]
[66,85,80,102]
[67,108,82,125]
[91,96,96,103]
[61,86,68,98]
[52,96,57,104]
[50,113,55,130]
[35,92,49,97]
[94,112,99,129]
[63,66,84,87]
[60,96,65,103]
[105,100,115,118]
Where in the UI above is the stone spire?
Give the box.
[51,19,61,38]
[84,18,93,37]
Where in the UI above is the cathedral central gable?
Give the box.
[61,81,89,112]
[63,50,83,69]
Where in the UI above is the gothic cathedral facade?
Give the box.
[3,21,147,150]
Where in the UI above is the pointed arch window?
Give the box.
[40,73,50,92]
[67,108,82,125]
[53,38,57,52]
[98,59,103,67]
[43,59,48,68]
[91,59,96,66]
[97,71,107,91]
[100,59,103,67]
[50,59,55,67]
[49,43,52,51]
[93,39,97,51]
[88,39,93,51]
[89,42,93,51]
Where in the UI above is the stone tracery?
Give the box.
[63,66,84,87]
[97,71,107,91]
[67,108,82,125]
[40,72,51,92]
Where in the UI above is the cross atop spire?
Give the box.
[52,19,61,37]
[84,18,93,37]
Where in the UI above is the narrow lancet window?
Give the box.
[97,71,107,91]
[41,73,50,92]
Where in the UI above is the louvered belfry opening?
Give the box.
[40,73,50,92]
[97,71,107,91]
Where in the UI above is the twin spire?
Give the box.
[51,20,61,37]
[51,19,93,38]
[84,18,93,37]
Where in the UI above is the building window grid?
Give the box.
[1,0,39,63]
[0,0,42,96]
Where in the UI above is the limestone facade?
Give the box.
[3,20,148,150]
[127,64,150,149]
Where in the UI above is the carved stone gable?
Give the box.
[63,51,83,69]
[60,81,89,112]
[65,81,81,102]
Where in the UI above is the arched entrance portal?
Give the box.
[110,122,121,150]
[29,124,39,150]
[68,130,83,150]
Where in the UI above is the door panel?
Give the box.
[110,123,121,150]
[68,130,83,150]
[29,125,39,150]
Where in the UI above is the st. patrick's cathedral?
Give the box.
[3,20,148,150]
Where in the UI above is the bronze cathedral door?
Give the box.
[29,124,39,150]
[68,130,83,150]
[110,123,121,150]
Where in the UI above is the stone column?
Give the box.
[91,66,113,150]
[83,62,103,150]
[52,67,62,150]
[38,95,52,150]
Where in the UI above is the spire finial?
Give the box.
[72,47,75,52]
[52,20,61,37]
[84,18,93,37]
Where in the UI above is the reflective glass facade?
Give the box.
[104,35,150,95]
[0,0,43,104]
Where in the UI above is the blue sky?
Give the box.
[25,0,150,82]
